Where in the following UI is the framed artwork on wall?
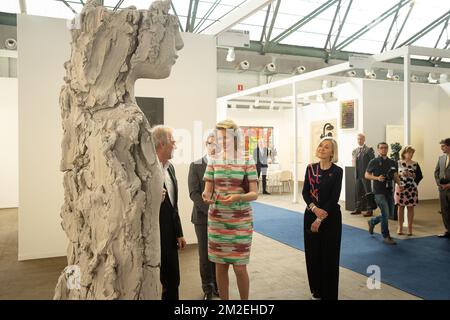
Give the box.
[340,100,357,129]
[136,97,164,127]
[240,126,274,161]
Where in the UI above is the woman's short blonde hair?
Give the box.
[215,119,241,151]
[316,138,339,163]
[400,145,415,160]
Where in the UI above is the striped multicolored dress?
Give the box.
[203,158,257,265]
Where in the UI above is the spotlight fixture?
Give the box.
[347,70,357,77]
[386,69,400,81]
[238,60,250,71]
[293,66,306,75]
[428,72,439,84]
[410,75,419,82]
[365,69,377,79]
[265,62,276,73]
[5,38,17,50]
[320,123,334,139]
[226,47,235,62]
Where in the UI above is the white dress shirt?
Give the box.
[163,161,175,207]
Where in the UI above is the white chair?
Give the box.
[279,170,293,193]
[267,170,282,194]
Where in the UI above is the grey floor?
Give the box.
[0,193,445,300]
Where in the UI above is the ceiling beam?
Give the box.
[259,2,272,43]
[324,0,342,51]
[0,12,17,26]
[397,10,450,48]
[270,0,340,45]
[381,0,403,53]
[335,0,412,51]
[170,1,184,32]
[61,0,78,14]
[330,0,353,53]
[194,0,221,33]
[202,0,275,36]
[261,0,281,53]
[238,41,450,69]
[189,0,200,32]
[390,0,415,50]
[19,0,27,14]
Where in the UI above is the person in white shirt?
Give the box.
[151,125,186,300]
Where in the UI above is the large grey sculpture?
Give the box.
[54,0,183,300]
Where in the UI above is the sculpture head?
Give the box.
[65,0,183,109]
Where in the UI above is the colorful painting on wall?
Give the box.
[240,126,274,161]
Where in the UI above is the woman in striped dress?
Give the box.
[202,120,258,300]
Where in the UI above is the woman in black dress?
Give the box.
[302,138,343,300]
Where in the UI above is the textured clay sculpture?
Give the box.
[54,0,183,300]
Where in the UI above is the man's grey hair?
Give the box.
[206,131,215,144]
[151,125,173,149]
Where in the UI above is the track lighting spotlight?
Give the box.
[428,72,439,84]
[293,66,306,75]
[365,69,377,79]
[347,70,357,77]
[239,60,250,71]
[265,62,276,73]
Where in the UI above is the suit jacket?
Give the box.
[352,145,375,179]
[188,156,209,225]
[435,154,450,191]
[253,146,269,168]
[160,162,183,252]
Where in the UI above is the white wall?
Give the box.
[439,83,450,140]
[225,108,291,171]
[222,76,447,201]
[18,14,216,260]
[297,79,364,201]
[135,32,217,247]
[18,15,69,260]
[362,80,442,200]
[218,70,322,98]
[0,77,18,208]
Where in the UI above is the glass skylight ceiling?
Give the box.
[1,0,449,57]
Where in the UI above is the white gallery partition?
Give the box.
[18,14,216,260]
[219,46,450,205]
[0,77,18,209]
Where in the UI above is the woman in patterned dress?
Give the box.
[202,120,258,300]
[395,146,423,236]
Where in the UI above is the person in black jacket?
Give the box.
[152,125,186,300]
[188,133,218,300]
[253,139,270,194]
[302,138,343,300]
[351,133,375,216]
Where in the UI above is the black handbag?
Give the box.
[365,192,378,210]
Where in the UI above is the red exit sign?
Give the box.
[237,84,244,91]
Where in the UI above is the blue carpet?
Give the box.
[252,202,450,300]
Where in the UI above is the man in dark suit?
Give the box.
[253,139,270,195]
[435,138,450,238]
[152,125,186,300]
[188,133,218,300]
[351,133,375,217]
